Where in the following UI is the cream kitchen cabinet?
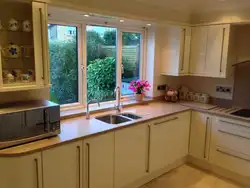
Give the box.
[149,111,190,172]
[114,123,149,188]
[0,152,43,188]
[190,24,230,78]
[83,132,114,188]
[0,1,50,92]
[161,26,191,76]
[189,111,212,161]
[210,116,250,177]
[42,141,82,188]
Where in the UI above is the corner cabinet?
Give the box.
[160,26,191,76]
[190,24,231,78]
[0,1,50,92]
[0,152,43,188]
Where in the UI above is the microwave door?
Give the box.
[26,109,47,136]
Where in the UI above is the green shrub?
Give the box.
[87,57,116,101]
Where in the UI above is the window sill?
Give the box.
[60,97,154,120]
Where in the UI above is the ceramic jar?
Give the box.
[2,43,21,58]
[8,18,19,31]
[200,94,210,104]
[186,92,194,101]
[193,93,201,102]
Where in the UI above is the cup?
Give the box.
[12,69,22,81]
[22,20,32,32]
[27,69,34,81]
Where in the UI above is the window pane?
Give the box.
[48,24,78,105]
[121,32,141,96]
[86,25,117,102]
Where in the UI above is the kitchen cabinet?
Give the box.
[210,116,250,177]
[161,26,191,76]
[150,112,190,172]
[83,132,114,188]
[42,141,82,188]
[190,24,230,78]
[0,152,42,188]
[0,1,50,92]
[189,111,212,161]
[114,123,149,188]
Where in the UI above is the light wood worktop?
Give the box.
[0,101,190,157]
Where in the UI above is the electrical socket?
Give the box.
[157,84,167,91]
[216,86,233,93]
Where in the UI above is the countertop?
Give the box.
[1,100,250,157]
[0,101,190,157]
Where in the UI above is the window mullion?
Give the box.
[116,29,122,98]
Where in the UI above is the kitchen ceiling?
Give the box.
[133,0,250,13]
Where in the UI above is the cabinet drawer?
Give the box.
[214,117,250,155]
[210,146,250,177]
[152,111,190,126]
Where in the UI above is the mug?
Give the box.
[8,18,19,31]
[20,74,30,83]
[22,20,32,32]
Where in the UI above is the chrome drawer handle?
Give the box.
[217,148,250,162]
[218,129,250,140]
[146,125,151,173]
[154,117,178,126]
[34,158,40,188]
[77,146,81,188]
[204,117,209,159]
[219,120,250,129]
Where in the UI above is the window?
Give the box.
[86,25,117,102]
[48,20,145,108]
[48,24,79,105]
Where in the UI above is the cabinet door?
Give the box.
[161,26,191,76]
[190,26,208,75]
[150,112,190,172]
[0,152,42,188]
[32,2,50,87]
[114,123,149,188]
[43,141,82,188]
[189,111,211,160]
[206,25,230,78]
[83,132,114,188]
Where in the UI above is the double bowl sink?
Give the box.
[95,113,142,125]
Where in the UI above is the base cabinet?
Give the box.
[42,141,82,188]
[114,123,149,188]
[0,152,42,188]
[189,111,212,161]
[83,132,114,188]
[150,112,190,172]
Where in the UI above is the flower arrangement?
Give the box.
[129,80,150,96]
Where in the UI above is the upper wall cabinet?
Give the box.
[160,26,191,76]
[0,1,50,92]
[190,24,231,78]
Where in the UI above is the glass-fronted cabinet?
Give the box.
[0,0,50,92]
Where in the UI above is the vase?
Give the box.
[135,94,144,102]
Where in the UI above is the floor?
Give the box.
[141,165,245,188]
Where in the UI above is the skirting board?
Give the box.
[123,156,187,188]
[187,155,250,187]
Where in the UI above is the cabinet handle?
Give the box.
[204,117,209,159]
[146,125,151,173]
[217,148,250,162]
[39,8,45,80]
[219,28,225,73]
[77,146,81,188]
[86,143,90,188]
[218,129,250,140]
[219,120,250,129]
[181,28,186,71]
[34,158,40,188]
[154,117,178,126]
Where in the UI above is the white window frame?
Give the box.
[48,19,146,110]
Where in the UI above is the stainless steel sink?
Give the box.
[119,113,142,120]
[95,115,132,124]
[95,113,142,124]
